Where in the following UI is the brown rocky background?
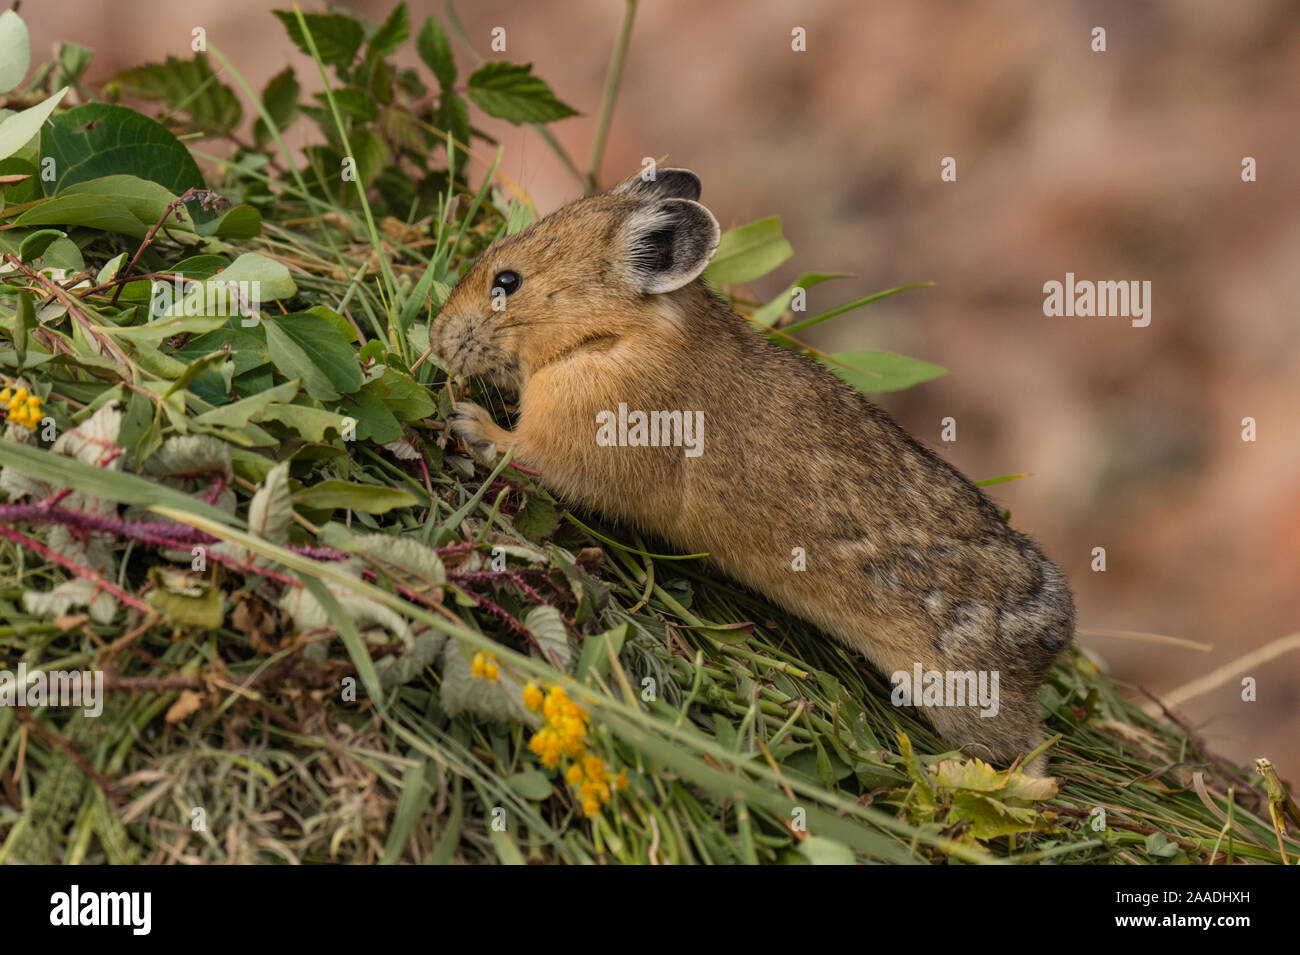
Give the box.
[20,0,1298,779]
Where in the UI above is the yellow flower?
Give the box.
[3,386,42,430]
[470,651,499,681]
[524,682,626,818]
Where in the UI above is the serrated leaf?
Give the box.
[368,2,409,56]
[466,62,576,124]
[513,493,558,541]
[273,10,365,67]
[111,54,241,133]
[416,16,455,90]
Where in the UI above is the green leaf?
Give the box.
[148,584,224,629]
[0,10,31,94]
[273,10,365,68]
[40,103,205,197]
[381,757,428,864]
[363,366,435,421]
[466,62,577,124]
[344,387,402,443]
[56,42,93,86]
[264,312,361,400]
[205,204,263,239]
[506,770,553,802]
[192,378,299,429]
[782,281,934,337]
[36,236,83,273]
[292,480,417,515]
[210,252,297,301]
[800,835,856,865]
[111,54,241,133]
[11,289,35,369]
[416,16,455,90]
[822,351,948,394]
[434,92,469,149]
[14,193,151,238]
[704,216,793,286]
[0,87,68,163]
[346,127,388,185]
[17,229,65,262]
[0,156,40,204]
[575,622,627,682]
[753,272,851,327]
[255,67,300,146]
[98,314,227,342]
[258,403,351,442]
[368,2,409,57]
[314,87,378,122]
[514,494,558,541]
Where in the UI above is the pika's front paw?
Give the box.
[448,401,506,462]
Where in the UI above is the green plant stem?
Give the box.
[585,0,639,193]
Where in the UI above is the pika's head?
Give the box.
[430,168,720,391]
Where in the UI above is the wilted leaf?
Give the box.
[247,461,292,545]
[524,604,570,670]
[165,689,203,724]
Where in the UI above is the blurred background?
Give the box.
[21,0,1299,778]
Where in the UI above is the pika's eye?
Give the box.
[491,270,521,296]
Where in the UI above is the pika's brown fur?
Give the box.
[431,169,1074,772]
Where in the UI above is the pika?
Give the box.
[431,168,1074,771]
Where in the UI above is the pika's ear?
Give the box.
[621,198,720,294]
[611,167,702,202]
